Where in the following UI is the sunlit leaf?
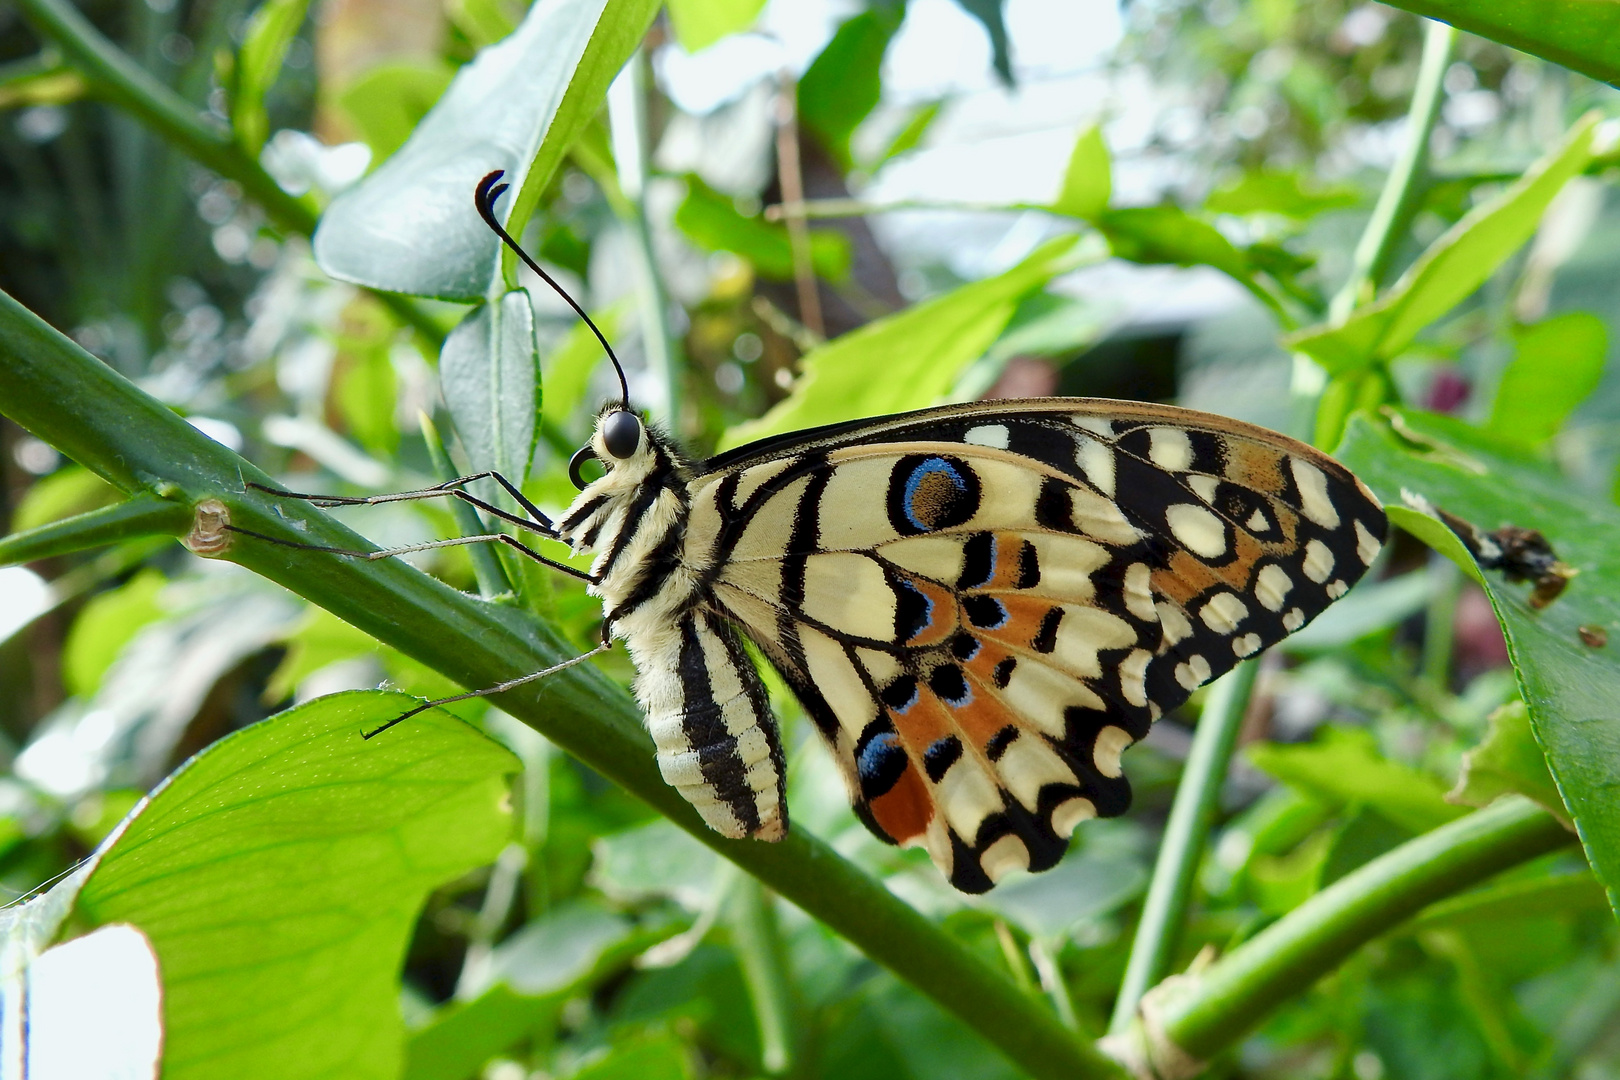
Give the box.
[1486,312,1607,447]
[1205,169,1359,219]
[231,0,311,155]
[1339,408,1620,917]
[1247,726,1466,834]
[718,235,1083,450]
[61,567,166,697]
[1288,114,1601,373]
[798,8,902,170]
[1051,124,1109,221]
[1380,0,1620,86]
[674,176,851,282]
[665,0,767,53]
[74,691,519,1080]
[336,61,455,163]
[314,0,660,300]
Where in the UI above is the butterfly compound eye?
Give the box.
[602,410,642,459]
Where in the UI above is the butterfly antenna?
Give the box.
[475,170,631,409]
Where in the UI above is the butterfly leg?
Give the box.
[363,639,614,739]
[248,474,558,537]
[225,524,600,584]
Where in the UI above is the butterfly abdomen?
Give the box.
[632,609,788,841]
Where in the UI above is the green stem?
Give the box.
[728,878,796,1076]
[1109,660,1259,1035]
[1150,797,1572,1064]
[1421,553,1461,690]
[0,493,190,565]
[606,50,683,429]
[1329,20,1456,320]
[0,289,1122,1080]
[14,0,446,348]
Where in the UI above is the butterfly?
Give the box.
[255,172,1387,894]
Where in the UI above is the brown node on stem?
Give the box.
[183,498,231,556]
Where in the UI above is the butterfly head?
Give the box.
[568,406,653,491]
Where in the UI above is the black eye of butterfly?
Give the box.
[602,410,642,459]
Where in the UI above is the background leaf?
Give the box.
[1450,701,1572,827]
[665,0,767,54]
[1051,125,1109,221]
[441,289,541,485]
[797,8,902,170]
[1380,0,1620,86]
[1339,410,1620,917]
[313,0,659,300]
[1486,312,1607,448]
[718,235,1082,449]
[73,691,519,1080]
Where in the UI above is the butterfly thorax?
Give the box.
[554,413,788,842]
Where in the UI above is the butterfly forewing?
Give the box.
[687,399,1386,892]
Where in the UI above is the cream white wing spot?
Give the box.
[729,473,810,563]
[1120,648,1151,707]
[1233,632,1262,657]
[1355,520,1382,565]
[999,659,1106,737]
[934,756,1005,843]
[879,535,966,583]
[1148,427,1194,472]
[1024,533,1110,600]
[855,646,902,686]
[1246,507,1271,533]
[1070,414,1115,438]
[1156,601,1194,647]
[1165,503,1227,559]
[1290,457,1341,528]
[801,553,896,639]
[1174,653,1212,690]
[1093,725,1134,779]
[1303,539,1334,583]
[980,835,1031,883]
[1049,606,1139,679]
[996,737,1080,812]
[1075,436,1116,497]
[1200,591,1249,634]
[1052,796,1098,837]
[1070,488,1141,546]
[1283,607,1306,631]
[799,628,878,738]
[964,423,1011,449]
[1124,562,1156,622]
[1187,474,1220,504]
[1327,579,1349,599]
[727,456,797,513]
[818,456,905,550]
[1255,564,1293,612]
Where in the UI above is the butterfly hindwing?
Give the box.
[686,398,1386,891]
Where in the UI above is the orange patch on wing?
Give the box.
[902,577,960,647]
[979,534,1033,591]
[1223,440,1287,494]
[973,595,1057,651]
[868,762,933,843]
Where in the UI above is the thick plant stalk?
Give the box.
[1109,661,1259,1034]
[0,289,1123,1080]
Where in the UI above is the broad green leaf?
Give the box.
[1288,114,1600,374]
[951,0,1013,85]
[953,291,1112,399]
[444,0,522,48]
[231,0,311,155]
[1449,702,1571,828]
[12,464,118,532]
[333,337,401,457]
[798,8,901,170]
[674,176,851,282]
[1338,408,1620,918]
[442,290,542,485]
[1246,726,1466,834]
[336,61,455,164]
[1205,169,1360,219]
[314,0,660,301]
[573,1033,692,1080]
[1051,125,1109,221]
[1486,312,1607,447]
[265,606,380,702]
[404,987,558,1080]
[1409,871,1608,929]
[718,235,1083,450]
[1097,205,1275,312]
[73,691,519,1080]
[665,0,766,53]
[62,568,166,697]
[1379,0,1620,86]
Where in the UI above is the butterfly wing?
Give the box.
[687,399,1386,892]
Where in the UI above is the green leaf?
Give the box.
[1337,408,1620,918]
[875,100,943,167]
[1379,0,1620,86]
[73,691,519,1080]
[231,0,311,155]
[718,235,1083,450]
[335,60,455,164]
[950,0,1013,86]
[1486,312,1607,447]
[441,289,542,485]
[543,301,624,427]
[314,0,660,301]
[12,464,119,532]
[264,606,380,702]
[798,8,901,170]
[1051,124,1109,221]
[62,567,166,697]
[673,175,851,283]
[333,337,401,457]
[1409,870,1608,929]
[1205,169,1360,219]
[573,1033,692,1080]
[1449,701,1571,828]
[1287,114,1600,374]
[1246,726,1466,835]
[665,0,767,53]
[1097,205,1275,311]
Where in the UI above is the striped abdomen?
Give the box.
[631,608,787,841]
